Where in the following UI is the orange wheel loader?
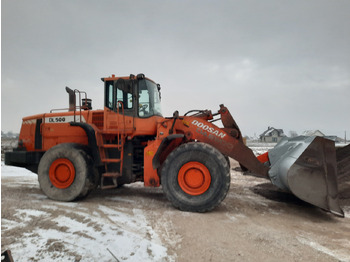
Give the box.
[5,73,344,216]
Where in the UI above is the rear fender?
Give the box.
[69,122,101,165]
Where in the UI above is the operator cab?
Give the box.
[103,73,162,118]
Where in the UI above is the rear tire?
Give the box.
[38,143,96,201]
[161,142,230,212]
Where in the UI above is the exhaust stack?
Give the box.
[66,86,75,111]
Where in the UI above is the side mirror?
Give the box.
[157,84,161,99]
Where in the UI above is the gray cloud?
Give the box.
[2,0,350,138]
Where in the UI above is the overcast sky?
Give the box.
[2,0,350,138]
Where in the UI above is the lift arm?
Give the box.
[172,105,270,178]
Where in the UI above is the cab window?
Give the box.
[138,88,151,117]
[106,82,114,109]
[105,80,133,111]
[116,79,133,110]
[138,79,162,118]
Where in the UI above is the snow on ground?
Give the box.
[1,162,173,262]
[297,236,350,262]
[247,141,349,156]
[0,163,36,177]
[2,141,350,262]
[247,142,275,156]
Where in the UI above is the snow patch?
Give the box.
[106,196,136,203]
[14,209,48,222]
[225,213,238,222]
[4,204,170,262]
[28,193,48,200]
[297,236,350,262]
[1,218,19,231]
[1,164,171,262]
[1,162,36,177]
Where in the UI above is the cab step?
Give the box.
[101,172,121,190]
[102,172,121,178]
[101,144,123,149]
[101,158,121,163]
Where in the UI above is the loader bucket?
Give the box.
[268,136,344,217]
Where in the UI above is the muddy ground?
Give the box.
[2,159,350,262]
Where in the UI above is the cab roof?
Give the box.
[101,73,155,83]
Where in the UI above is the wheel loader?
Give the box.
[5,73,344,216]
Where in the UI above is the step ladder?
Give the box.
[99,136,124,189]
[99,101,126,189]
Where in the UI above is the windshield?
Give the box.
[138,79,162,118]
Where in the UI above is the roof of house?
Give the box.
[260,127,286,137]
[301,130,325,136]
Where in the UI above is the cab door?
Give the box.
[104,79,135,133]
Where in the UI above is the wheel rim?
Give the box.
[178,162,211,195]
[49,158,75,189]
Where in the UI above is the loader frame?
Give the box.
[5,73,343,216]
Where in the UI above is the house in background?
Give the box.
[301,130,345,143]
[259,127,286,143]
[301,130,325,137]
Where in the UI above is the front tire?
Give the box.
[38,143,95,201]
[161,142,230,212]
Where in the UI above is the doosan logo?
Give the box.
[191,120,226,138]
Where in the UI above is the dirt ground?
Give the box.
[2,159,350,262]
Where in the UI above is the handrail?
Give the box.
[116,101,126,175]
[50,106,84,113]
[73,89,88,123]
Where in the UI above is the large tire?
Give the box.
[161,142,231,212]
[38,143,96,201]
